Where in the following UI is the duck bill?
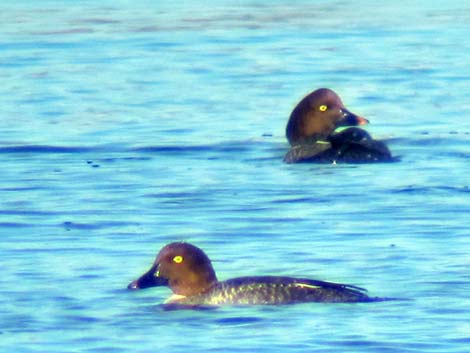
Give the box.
[127,265,169,290]
[339,108,369,127]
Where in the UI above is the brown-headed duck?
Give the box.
[128,242,386,306]
[284,88,393,163]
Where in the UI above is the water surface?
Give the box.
[0,1,469,352]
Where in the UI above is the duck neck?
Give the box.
[172,270,218,296]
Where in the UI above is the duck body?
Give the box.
[284,88,394,164]
[164,276,374,305]
[284,127,394,163]
[128,242,382,306]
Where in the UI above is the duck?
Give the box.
[284,88,394,163]
[127,242,384,306]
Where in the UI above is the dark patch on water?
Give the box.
[100,156,152,162]
[78,273,102,280]
[0,209,59,216]
[271,196,332,204]
[62,221,141,231]
[31,28,95,36]
[76,18,122,25]
[66,315,103,323]
[215,316,263,325]
[145,191,204,198]
[0,145,98,153]
[0,222,36,228]
[393,185,469,194]
[449,338,470,344]
[0,142,268,163]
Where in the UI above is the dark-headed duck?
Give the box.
[128,242,385,306]
[284,88,393,163]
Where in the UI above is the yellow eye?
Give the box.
[319,105,328,112]
[173,255,184,264]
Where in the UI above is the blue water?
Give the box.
[1,1,469,352]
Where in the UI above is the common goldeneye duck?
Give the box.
[284,88,393,163]
[127,242,383,305]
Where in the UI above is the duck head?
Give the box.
[127,242,218,296]
[286,88,369,145]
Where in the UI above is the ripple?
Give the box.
[0,145,99,153]
[392,185,470,194]
[62,221,141,230]
[215,316,264,325]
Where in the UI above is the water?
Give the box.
[1,1,469,352]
